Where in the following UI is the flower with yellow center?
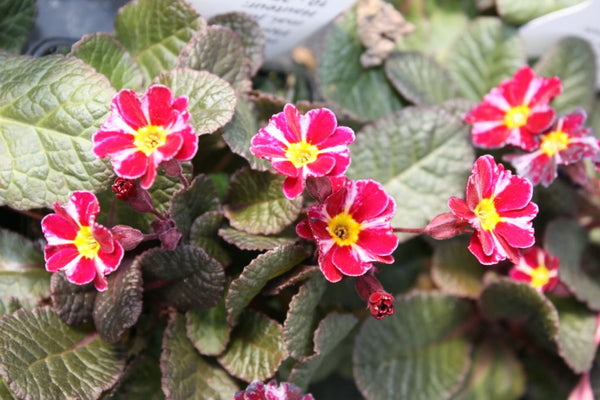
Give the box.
[73,225,101,259]
[530,264,551,290]
[327,212,361,247]
[540,130,569,156]
[504,105,530,129]
[285,141,320,168]
[509,246,559,293]
[474,197,502,231]
[134,125,167,156]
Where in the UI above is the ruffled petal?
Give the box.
[494,175,533,211]
[468,233,504,265]
[448,197,473,221]
[114,89,147,129]
[92,134,136,158]
[494,221,535,248]
[331,246,370,276]
[282,176,305,199]
[272,160,300,177]
[306,155,335,176]
[296,219,314,240]
[143,85,175,127]
[45,245,79,272]
[318,252,343,282]
[113,150,149,179]
[349,180,391,222]
[97,242,124,275]
[65,256,96,285]
[305,107,337,144]
[41,214,78,242]
[139,158,159,189]
[357,229,399,256]
[174,129,198,161]
[156,131,183,160]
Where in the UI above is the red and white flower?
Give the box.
[41,191,124,291]
[465,66,562,151]
[250,103,355,199]
[508,246,559,292]
[234,380,314,400]
[93,85,197,189]
[296,179,399,282]
[448,155,538,265]
[505,110,600,186]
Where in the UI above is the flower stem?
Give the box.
[178,172,190,190]
[392,227,426,234]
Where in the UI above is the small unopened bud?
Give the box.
[424,212,470,240]
[126,182,156,214]
[159,227,182,250]
[112,178,136,200]
[160,159,183,177]
[306,176,347,203]
[110,225,144,251]
[355,274,395,320]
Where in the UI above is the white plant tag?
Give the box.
[519,0,600,88]
[190,0,356,60]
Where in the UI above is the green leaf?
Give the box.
[218,310,287,382]
[431,235,485,298]
[114,0,205,82]
[139,245,225,311]
[0,0,36,53]
[447,17,525,101]
[170,174,220,241]
[50,272,96,325]
[106,353,163,400]
[522,352,578,400]
[178,26,251,92]
[186,300,230,357]
[224,168,303,235]
[479,278,559,348]
[347,106,474,237]
[209,12,265,76]
[0,377,16,400]
[0,54,115,209]
[70,33,144,91]
[93,260,143,343]
[284,275,327,360]
[161,313,238,400]
[354,292,474,400]
[155,68,237,135]
[219,227,297,251]
[190,211,231,267]
[0,229,43,269]
[385,52,459,105]
[545,219,600,310]
[497,0,587,25]
[535,37,596,114]
[0,307,126,400]
[226,244,310,326]
[317,6,404,120]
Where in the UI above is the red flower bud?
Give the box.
[355,274,395,320]
[110,225,144,251]
[112,177,136,200]
[424,212,470,240]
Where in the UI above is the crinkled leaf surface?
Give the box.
[347,106,474,236]
[0,54,115,209]
[178,26,251,92]
[317,6,403,120]
[224,168,303,235]
[155,68,236,135]
[186,300,230,357]
[0,307,126,400]
[522,352,578,400]
[447,17,525,101]
[226,244,310,326]
[218,227,297,251]
[497,0,587,25]
[0,377,16,400]
[0,0,36,53]
[535,37,596,114]
[218,310,287,382]
[385,52,459,106]
[50,272,96,325]
[70,33,143,91]
[114,0,205,82]
[107,353,163,400]
[354,292,474,400]
[189,211,231,267]
[139,245,225,311]
[161,313,237,400]
[0,229,43,269]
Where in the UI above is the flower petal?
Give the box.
[114,151,149,179]
[357,229,399,256]
[282,176,305,199]
[174,129,198,161]
[494,221,535,248]
[114,89,147,129]
[494,175,533,211]
[306,154,335,176]
[318,252,343,282]
[65,256,96,285]
[45,245,79,272]
[331,246,371,276]
[296,219,313,240]
[305,107,337,144]
[143,85,175,127]
[41,214,78,243]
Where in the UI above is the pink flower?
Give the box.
[448,155,538,265]
[508,246,559,292]
[296,179,399,282]
[93,85,197,189]
[250,103,355,199]
[505,110,600,186]
[465,66,562,151]
[41,191,124,291]
[234,380,314,400]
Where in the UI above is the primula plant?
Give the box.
[2,0,600,399]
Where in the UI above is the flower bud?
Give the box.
[424,212,470,240]
[355,274,395,320]
[112,177,136,200]
[110,225,144,251]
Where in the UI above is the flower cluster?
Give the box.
[508,246,559,293]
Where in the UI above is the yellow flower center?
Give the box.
[327,212,361,247]
[74,226,100,259]
[531,265,551,290]
[540,130,569,156]
[285,141,319,168]
[474,198,502,231]
[134,125,167,156]
[504,105,530,129]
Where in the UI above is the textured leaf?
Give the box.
[545,219,600,310]
[50,272,96,325]
[0,229,43,270]
[535,37,596,114]
[106,353,163,400]
[0,377,16,400]
[155,68,236,135]
[219,227,297,251]
[289,312,358,390]
[317,6,403,120]
[139,245,225,311]
[347,106,474,237]
[431,235,485,298]
[178,26,251,92]
[0,54,115,209]
[93,260,143,343]
[224,168,303,235]
[209,12,265,76]
[385,52,459,105]
[170,174,220,241]
[447,17,525,101]
[497,0,587,25]
[0,0,36,53]
[0,307,126,400]
[480,279,559,348]
[189,211,231,267]
[186,300,230,356]
[114,0,205,82]
[161,313,238,400]
[70,33,143,90]
[284,275,327,360]
[226,244,310,325]
[354,292,474,400]
[523,352,578,400]
[218,310,287,382]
